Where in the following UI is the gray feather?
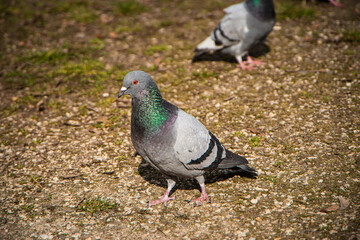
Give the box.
[218,149,248,168]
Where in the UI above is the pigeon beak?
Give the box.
[118,86,128,98]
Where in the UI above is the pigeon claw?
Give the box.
[246,56,264,66]
[329,0,343,7]
[236,56,264,70]
[190,193,210,206]
[148,195,175,207]
[237,62,254,70]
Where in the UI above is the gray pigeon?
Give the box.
[118,71,256,206]
[193,0,276,69]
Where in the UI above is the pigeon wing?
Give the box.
[172,110,226,171]
[210,3,248,47]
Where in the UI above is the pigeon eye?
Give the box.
[133,80,138,85]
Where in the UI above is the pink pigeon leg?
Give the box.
[190,176,210,206]
[190,184,210,206]
[329,0,343,7]
[148,179,176,207]
[148,190,175,207]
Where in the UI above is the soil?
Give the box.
[0,0,359,239]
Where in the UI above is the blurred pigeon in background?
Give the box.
[193,0,276,69]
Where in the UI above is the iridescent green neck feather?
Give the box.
[131,84,175,137]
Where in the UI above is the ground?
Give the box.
[0,0,359,239]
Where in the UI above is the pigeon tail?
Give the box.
[195,37,223,53]
[237,165,257,175]
[192,51,206,63]
[218,149,257,175]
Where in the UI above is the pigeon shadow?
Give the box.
[192,42,270,63]
[137,158,256,194]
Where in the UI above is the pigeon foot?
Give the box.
[190,185,210,206]
[190,193,210,206]
[236,56,263,70]
[237,62,254,70]
[148,191,175,207]
[246,56,264,66]
[329,0,343,7]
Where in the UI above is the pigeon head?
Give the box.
[118,70,161,98]
[245,0,275,21]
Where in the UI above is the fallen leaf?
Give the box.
[339,197,350,210]
[248,128,261,134]
[97,116,107,123]
[154,57,162,65]
[100,13,113,24]
[64,120,81,126]
[320,205,339,213]
[109,32,118,39]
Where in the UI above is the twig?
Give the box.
[55,79,63,88]
[60,174,84,179]
[117,104,130,108]
[75,197,86,208]
[285,69,331,73]
[86,106,98,113]
[31,93,49,97]
[157,228,167,237]
[223,96,235,102]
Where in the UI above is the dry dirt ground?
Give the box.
[0,0,359,239]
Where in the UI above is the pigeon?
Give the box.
[193,0,276,70]
[118,71,256,206]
